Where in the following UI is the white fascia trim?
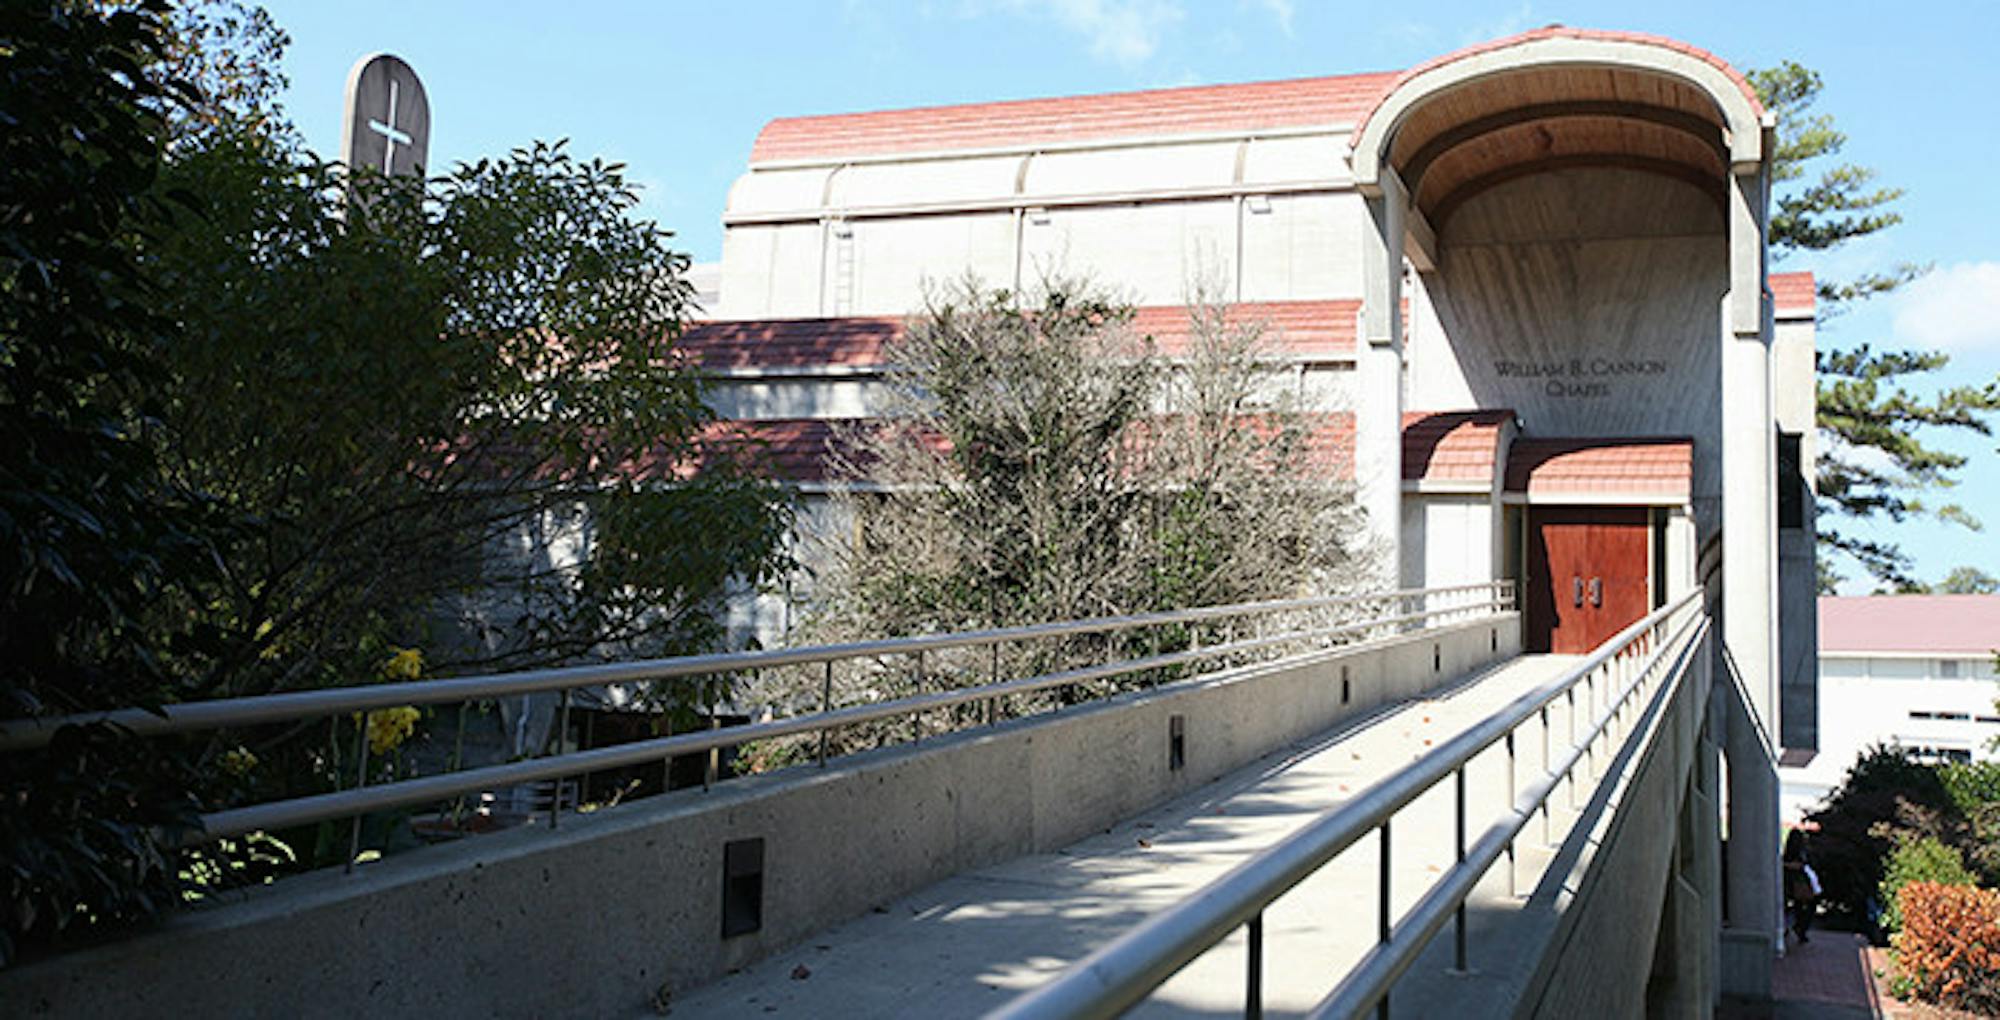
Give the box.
[724,177,1352,227]
[700,364,887,381]
[748,123,1354,172]
[1402,479,1491,495]
[1821,650,1999,661]
[1499,490,1690,506]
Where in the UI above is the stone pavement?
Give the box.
[1720,930,1884,1020]
[663,656,1590,1019]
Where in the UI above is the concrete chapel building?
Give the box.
[687,24,1817,731]
[680,25,1820,994]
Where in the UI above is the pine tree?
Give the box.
[1750,61,2000,591]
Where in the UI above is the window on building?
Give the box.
[1905,745,1974,765]
[1940,659,1961,679]
[1777,431,1806,530]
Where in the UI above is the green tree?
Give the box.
[1908,566,2000,595]
[146,132,793,699]
[1,0,793,955]
[1750,61,2000,591]
[0,0,218,961]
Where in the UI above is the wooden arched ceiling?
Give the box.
[1386,65,1731,226]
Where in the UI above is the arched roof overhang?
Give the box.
[1349,28,1772,233]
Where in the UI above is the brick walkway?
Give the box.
[1773,931,1881,1018]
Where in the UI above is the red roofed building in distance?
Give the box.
[1781,596,2000,820]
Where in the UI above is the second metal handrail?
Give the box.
[991,588,1704,1020]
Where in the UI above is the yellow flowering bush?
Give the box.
[219,746,259,777]
[354,706,421,756]
[383,647,423,681]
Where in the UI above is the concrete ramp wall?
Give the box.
[1508,626,1718,1020]
[3,615,1519,1019]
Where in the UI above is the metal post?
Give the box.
[1378,818,1392,1020]
[551,688,570,828]
[580,708,595,807]
[705,677,719,791]
[914,651,926,738]
[819,660,833,765]
[1247,912,1264,1020]
[1566,688,1579,809]
[1454,765,1467,972]
[1505,730,1516,896]
[988,643,1000,725]
[345,714,370,874]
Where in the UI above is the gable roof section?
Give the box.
[1818,595,2000,656]
[1504,436,1692,501]
[749,72,1398,165]
[1402,409,1511,486]
[1771,271,1816,319]
[682,300,1359,372]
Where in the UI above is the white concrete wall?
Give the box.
[0,615,1522,1019]
[704,378,890,420]
[1412,167,1729,538]
[1779,652,2000,819]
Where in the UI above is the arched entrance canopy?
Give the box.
[1349,28,1771,232]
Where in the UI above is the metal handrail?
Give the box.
[991,587,1704,1020]
[0,581,1514,849]
[0,581,1509,753]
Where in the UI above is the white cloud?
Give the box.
[1893,261,2000,353]
[1244,0,1294,35]
[979,0,1186,67]
[1458,2,1535,47]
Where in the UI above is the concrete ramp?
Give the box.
[666,656,1579,1019]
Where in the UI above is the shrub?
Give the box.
[1807,745,1957,928]
[1881,835,1978,933]
[1940,761,2000,819]
[1892,882,2000,1014]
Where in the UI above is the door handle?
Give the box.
[1572,576,1584,608]
[1589,577,1602,608]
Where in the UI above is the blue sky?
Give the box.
[260,1,1998,591]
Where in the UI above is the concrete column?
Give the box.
[1358,171,1407,583]
[1719,167,1777,731]
[1692,699,1723,1011]
[1718,665,1779,1001]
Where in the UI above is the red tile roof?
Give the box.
[749,72,1398,164]
[682,301,1358,371]
[1771,271,1816,318]
[679,317,902,371]
[1819,595,2000,656]
[1351,26,1764,145]
[1402,409,1511,484]
[751,28,1760,167]
[1503,436,1693,499]
[677,414,1357,484]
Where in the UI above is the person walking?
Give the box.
[1783,828,1820,945]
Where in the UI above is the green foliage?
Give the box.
[0,0,216,961]
[1,0,792,958]
[144,132,793,698]
[1750,61,2000,590]
[1940,761,2000,818]
[1805,745,1957,926]
[1907,566,2000,595]
[1880,834,1977,933]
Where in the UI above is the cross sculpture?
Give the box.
[340,53,429,179]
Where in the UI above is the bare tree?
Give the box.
[763,275,1377,754]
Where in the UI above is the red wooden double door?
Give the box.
[1525,507,1652,654]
